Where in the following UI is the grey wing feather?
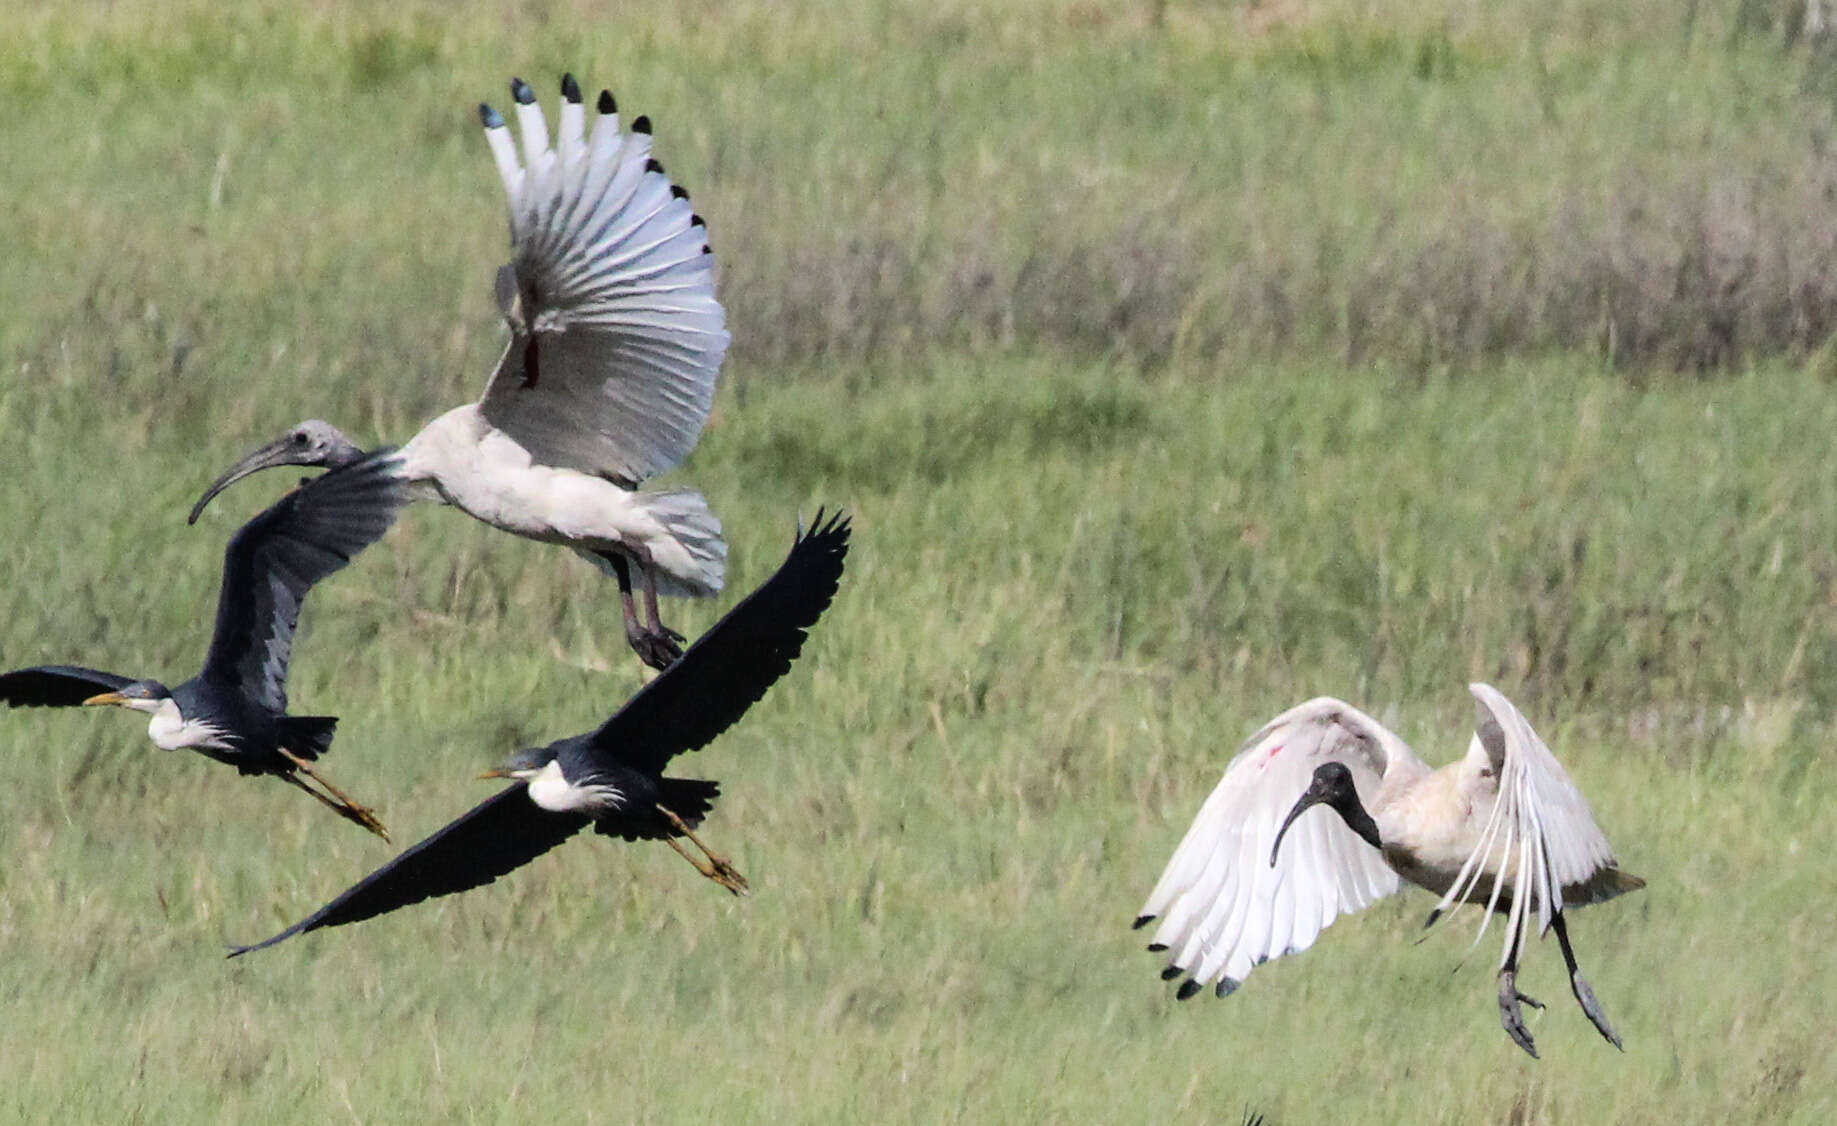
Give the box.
[199,451,409,713]
[476,85,727,485]
[0,666,136,708]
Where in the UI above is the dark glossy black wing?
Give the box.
[591,509,850,774]
[228,783,591,956]
[200,450,408,714]
[0,665,136,708]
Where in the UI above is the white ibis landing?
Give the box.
[1136,686,1644,1058]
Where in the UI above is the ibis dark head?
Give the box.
[82,679,173,711]
[1269,761,1381,866]
[189,421,369,524]
[478,744,558,781]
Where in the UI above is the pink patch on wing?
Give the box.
[1259,744,1283,769]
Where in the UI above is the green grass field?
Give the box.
[2,2,1835,1122]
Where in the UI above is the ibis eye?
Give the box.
[291,432,309,446]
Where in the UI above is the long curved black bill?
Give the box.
[1268,790,1324,868]
[188,437,311,524]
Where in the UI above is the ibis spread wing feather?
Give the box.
[477,81,728,487]
[589,511,850,775]
[1427,684,1638,969]
[0,666,137,708]
[1136,698,1406,996]
[198,451,408,715]
[228,784,591,956]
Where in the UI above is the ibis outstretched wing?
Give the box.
[476,75,728,486]
[200,451,407,714]
[229,784,590,956]
[1426,684,1643,969]
[1136,698,1407,998]
[0,666,137,708]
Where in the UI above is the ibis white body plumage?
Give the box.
[190,74,729,669]
[398,405,721,598]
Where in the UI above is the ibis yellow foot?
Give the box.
[658,804,749,896]
[278,749,390,842]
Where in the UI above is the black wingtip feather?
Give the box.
[480,103,503,129]
[690,213,705,229]
[1145,943,1168,953]
[1160,965,1183,981]
[644,158,664,176]
[224,917,312,958]
[1176,979,1203,1000]
[670,184,689,201]
[1133,914,1155,930]
[800,509,853,551]
[598,90,616,115]
[632,114,652,135]
[511,77,536,105]
[561,73,581,103]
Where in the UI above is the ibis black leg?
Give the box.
[633,545,684,669]
[602,552,650,659]
[1553,912,1623,1050]
[601,550,682,672]
[657,804,748,896]
[1497,922,1545,1059]
[641,570,685,648]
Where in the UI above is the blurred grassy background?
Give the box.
[1,1,1834,1122]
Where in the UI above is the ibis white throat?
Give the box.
[135,696,234,753]
[518,758,626,815]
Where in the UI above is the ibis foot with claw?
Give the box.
[1498,970,1545,1059]
[659,804,749,896]
[278,748,390,842]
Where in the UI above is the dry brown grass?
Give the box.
[7,0,1837,392]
